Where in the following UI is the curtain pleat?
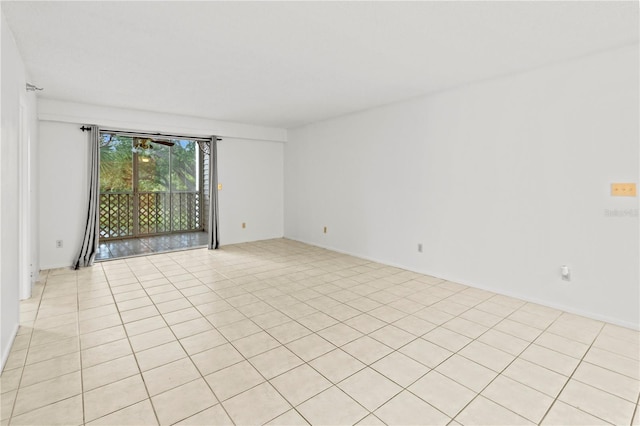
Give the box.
[73,125,101,269]
[208,136,220,249]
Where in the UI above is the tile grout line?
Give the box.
[75,270,86,426]
[210,266,435,424]
[140,257,240,426]
[214,264,387,424]
[375,288,523,424]
[172,259,325,425]
[447,308,613,425]
[6,271,47,425]
[94,261,163,426]
[413,291,574,424]
[537,321,618,426]
[630,392,640,426]
[210,247,610,424]
[446,306,564,425]
[5,241,638,426]
[166,253,369,424]
[12,255,364,424]
[371,295,608,420]
[320,281,522,423]
[164,255,617,425]
[6,272,84,422]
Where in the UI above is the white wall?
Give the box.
[39,99,287,143]
[39,118,284,269]
[218,138,284,245]
[1,11,39,370]
[38,121,87,269]
[285,45,639,328]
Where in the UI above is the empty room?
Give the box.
[0,1,638,425]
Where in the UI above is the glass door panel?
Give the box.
[170,140,201,231]
[136,140,171,235]
[99,134,134,239]
[99,133,204,240]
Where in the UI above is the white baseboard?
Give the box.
[40,263,72,271]
[283,237,640,331]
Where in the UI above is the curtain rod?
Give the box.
[80,126,222,142]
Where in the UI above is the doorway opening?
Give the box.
[96,132,208,260]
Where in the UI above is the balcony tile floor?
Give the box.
[1,239,639,425]
[96,232,209,261]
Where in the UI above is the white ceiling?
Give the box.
[2,1,638,128]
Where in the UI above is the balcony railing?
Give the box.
[99,191,202,240]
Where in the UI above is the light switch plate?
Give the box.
[611,183,636,197]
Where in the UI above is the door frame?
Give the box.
[18,98,32,300]
[98,134,205,241]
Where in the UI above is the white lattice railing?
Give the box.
[99,191,202,240]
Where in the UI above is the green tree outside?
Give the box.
[99,133,202,238]
[100,134,199,193]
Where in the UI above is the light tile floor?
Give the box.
[1,238,638,425]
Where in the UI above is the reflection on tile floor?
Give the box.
[2,239,639,425]
[96,232,209,261]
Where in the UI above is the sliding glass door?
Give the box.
[99,133,203,240]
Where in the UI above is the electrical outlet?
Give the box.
[242,222,246,229]
[56,240,63,248]
[611,183,636,197]
[323,226,327,234]
[417,243,423,253]
[560,265,571,281]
